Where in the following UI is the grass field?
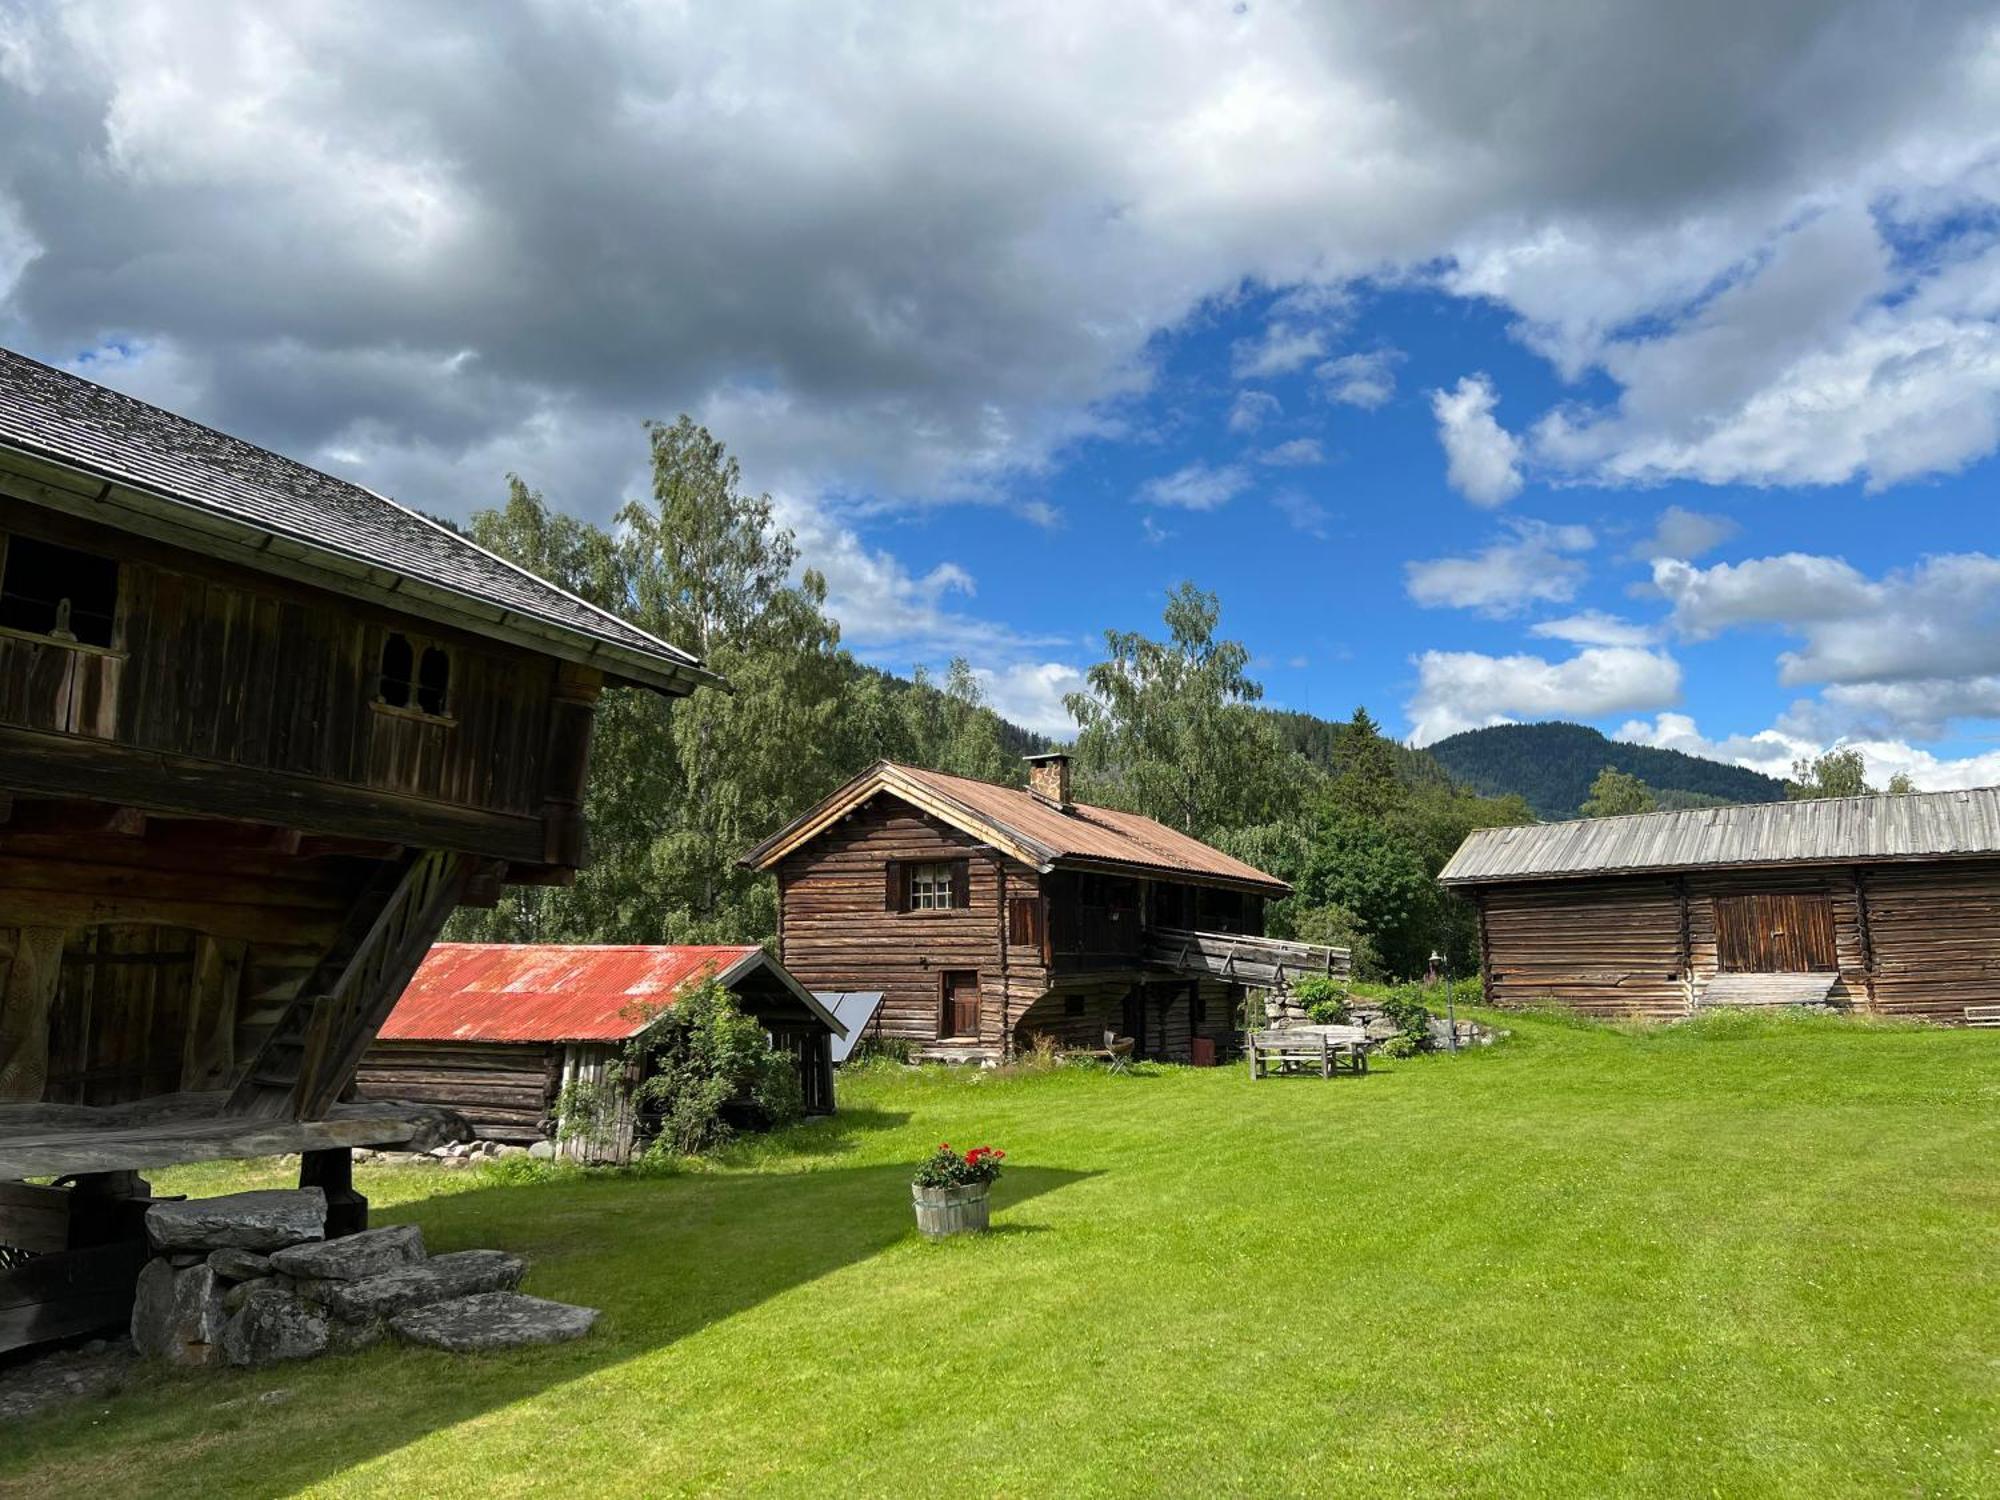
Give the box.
[3,1009,1996,1498]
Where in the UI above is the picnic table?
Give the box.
[1246,1025,1369,1079]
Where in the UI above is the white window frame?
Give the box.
[908,861,956,911]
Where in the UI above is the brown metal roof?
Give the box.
[0,345,715,695]
[743,760,1291,894]
[1439,785,2000,885]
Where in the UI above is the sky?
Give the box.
[3,2,2000,786]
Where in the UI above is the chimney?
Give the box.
[1025,751,1073,812]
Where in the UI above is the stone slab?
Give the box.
[146,1189,327,1253]
[389,1293,598,1353]
[322,1250,525,1323]
[268,1223,424,1282]
[219,1285,330,1368]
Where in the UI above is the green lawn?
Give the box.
[4,1010,1997,1498]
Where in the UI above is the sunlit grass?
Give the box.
[3,1010,1995,1498]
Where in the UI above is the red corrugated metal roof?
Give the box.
[379,943,761,1044]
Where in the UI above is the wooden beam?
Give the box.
[0,927,66,1102]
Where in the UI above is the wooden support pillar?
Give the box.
[299,1148,367,1239]
[1852,866,1877,1013]
[0,927,67,1102]
[539,663,603,870]
[181,935,245,1092]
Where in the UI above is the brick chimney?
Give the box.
[1024,751,1073,812]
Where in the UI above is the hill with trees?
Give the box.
[1426,722,1783,820]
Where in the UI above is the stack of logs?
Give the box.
[132,1187,596,1367]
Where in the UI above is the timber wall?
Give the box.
[352,1040,557,1142]
[1012,976,1239,1062]
[1473,858,2000,1022]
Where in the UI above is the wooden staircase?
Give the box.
[226,849,468,1121]
[1142,926,1351,990]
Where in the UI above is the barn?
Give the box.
[1440,786,2000,1024]
[356,943,843,1161]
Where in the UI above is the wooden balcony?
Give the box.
[1142,925,1351,990]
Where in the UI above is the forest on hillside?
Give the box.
[1426,722,1784,820]
[444,415,1533,979]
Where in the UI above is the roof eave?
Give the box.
[0,440,723,698]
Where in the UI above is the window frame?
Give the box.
[907,861,957,911]
[0,531,124,656]
[372,626,458,725]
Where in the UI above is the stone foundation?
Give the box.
[131,1188,595,1368]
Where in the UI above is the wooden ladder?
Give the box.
[225,849,467,1121]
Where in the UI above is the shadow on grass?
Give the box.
[4,1145,1092,1499]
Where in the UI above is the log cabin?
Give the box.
[1440,786,2000,1023]
[0,345,712,1349]
[744,754,1345,1064]
[356,942,842,1161]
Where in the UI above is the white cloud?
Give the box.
[1256,437,1323,466]
[1615,711,2000,792]
[1405,517,1594,617]
[974,661,1088,738]
[1407,644,1682,746]
[1137,460,1251,511]
[1315,349,1400,409]
[1227,390,1281,434]
[1271,489,1331,539]
[1653,553,1879,639]
[1140,514,1175,546]
[1231,321,1328,380]
[1431,374,1523,506]
[1530,610,1659,647]
[1625,505,1738,562]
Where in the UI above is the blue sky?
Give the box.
[4,2,1999,784]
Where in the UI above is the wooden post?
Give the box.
[1852,866,1877,1013]
[0,927,67,1102]
[299,1148,367,1238]
[539,663,603,869]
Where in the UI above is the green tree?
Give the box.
[1064,581,1294,838]
[1886,772,1917,794]
[1580,766,1657,818]
[1786,747,1873,800]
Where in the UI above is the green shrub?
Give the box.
[1376,984,1436,1053]
[628,976,804,1158]
[1292,973,1351,1026]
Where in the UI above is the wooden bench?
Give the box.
[1966,1005,2000,1029]
[1246,1026,1368,1079]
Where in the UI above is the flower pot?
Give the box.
[912,1181,991,1238]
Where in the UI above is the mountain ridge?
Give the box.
[1425,722,1784,820]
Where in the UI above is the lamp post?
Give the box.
[1430,949,1457,1053]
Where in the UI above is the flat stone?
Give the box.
[389,1293,597,1353]
[146,1189,326,1253]
[268,1223,424,1282]
[219,1285,329,1368]
[323,1250,526,1323]
[221,1277,269,1314]
[131,1260,226,1365]
[208,1248,275,1282]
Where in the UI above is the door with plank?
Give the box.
[939,970,980,1040]
[1714,893,1837,972]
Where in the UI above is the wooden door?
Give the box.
[43,925,199,1105]
[939,971,980,1040]
[1715,893,1837,972]
[1120,986,1147,1055]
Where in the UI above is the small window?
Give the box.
[378,632,452,718]
[378,632,414,707]
[909,862,956,911]
[0,535,119,647]
[416,645,451,716]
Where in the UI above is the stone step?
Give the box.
[145,1188,327,1253]
[318,1249,525,1323]
[389,1292,598,1353]
[269,1223,424,1282]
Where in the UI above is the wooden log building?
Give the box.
[356,943,842,1161]
[1440,786,2000,1023]
[744,754,1345,1063]
[0,345,712,1349]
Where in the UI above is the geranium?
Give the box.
[913,1141,1007,1189]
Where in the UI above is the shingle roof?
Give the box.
[1439,785,2000,885]
[743,760,1291,894]
[0,345,712,693]
[379,943,842,1043]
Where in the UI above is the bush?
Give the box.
[628,976,803,1158]
[1292,973,1351,1026]
[1377,983,1436,1054]
[913,1142,1006,1189]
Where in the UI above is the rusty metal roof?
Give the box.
[0,345,715,695]
[379,943,841,1043]
[743,760,1290,894]
[1439,785,2000,885]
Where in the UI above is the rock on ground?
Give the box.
[146,1189,327,1253]
[208,1248,275,1281]
[220,1285,330,1368]
[389,1293,598,1353]
[322,1250,526,1323]
[268,1223,424,1281]
[130,1260,226,1365]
